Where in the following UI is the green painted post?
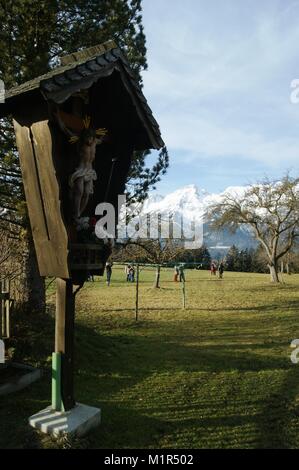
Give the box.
[182,278,186,309]
[52,352,63,411]
[135,264,140,321]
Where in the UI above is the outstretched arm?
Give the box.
[95,128,109,145]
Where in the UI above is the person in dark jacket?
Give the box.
[106,262,113,286]
[210,262,217,276]
[179,264,185,282]
[218,261,224,279]
[129,265,135,282]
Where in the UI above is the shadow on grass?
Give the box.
[242,283,299,292]
[1,302,297,449]
[0,375,51,448]
[72,321,295,448]
[75,322,290,382]
[256,366,299,449]
[97,298,299,314]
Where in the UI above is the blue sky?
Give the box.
[141,0,299,194]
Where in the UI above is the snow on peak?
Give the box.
[138,184,255,250]
[141,184,249,222]
[143,184,207,221]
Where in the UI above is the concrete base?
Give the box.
[29,403,101,437]
[0,363,42,397]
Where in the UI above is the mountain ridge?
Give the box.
[142,184,256,254]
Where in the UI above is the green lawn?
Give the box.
[1,268,299,449]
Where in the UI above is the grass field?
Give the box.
[1,267,299,449]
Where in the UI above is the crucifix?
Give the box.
[1,40,164,436]
[54,108,108,223]
[51,104,112,410]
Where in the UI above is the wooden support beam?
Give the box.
[13,119,69,278]
[135,265,140,322]
[182,278,186,310]
[55,278,76,411]
[0,279,10,339]
[0,282,3,339]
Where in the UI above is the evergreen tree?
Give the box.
[200,246,212,268]
[244,248,253,272]
[173,244,211,267]
[225,245,239,271]
[0,0,169,310]
[239,248,252,272]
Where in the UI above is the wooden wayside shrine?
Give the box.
[0,40,164,418]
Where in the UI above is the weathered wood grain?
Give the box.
[13,119,69,278]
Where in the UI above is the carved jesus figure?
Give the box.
[53,108,106,222]
[69,128,103,220]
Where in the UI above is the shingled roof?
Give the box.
[3,40,164,149]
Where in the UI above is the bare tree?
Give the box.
[119,239,184,288]
[208,176,299,283]
[0,220,45,310]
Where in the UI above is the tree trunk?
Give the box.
[15,237,45,313]
[154,265,161,288]
[269,263,279,283]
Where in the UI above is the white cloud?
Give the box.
[157,111,299,166]
[142,0,299,169]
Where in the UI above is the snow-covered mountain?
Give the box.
[141,184,255,255]
[143,184,247,215]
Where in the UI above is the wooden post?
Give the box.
[5,280,10,339]
[55,278,76,411]
[135,265,140,321]
[182,277,186,310]
[104,157,118,201]
[52,352,63,411]
[0,280,3,338]
[0,280,10,339]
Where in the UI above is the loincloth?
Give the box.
[69,167,97,194]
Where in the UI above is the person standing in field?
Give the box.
[174,265,179,282]
[125,264,131,282]
[130,265,135,282]
[179,264,185,282]
[106,261,113,286]
[218,261,224,279]
[210,262,217,276]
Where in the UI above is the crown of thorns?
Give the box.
[69,115,107,144]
